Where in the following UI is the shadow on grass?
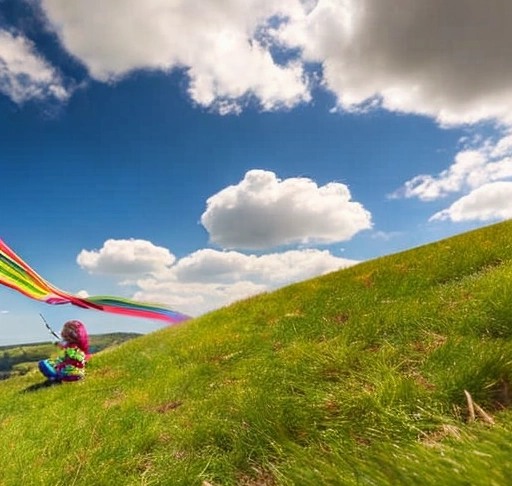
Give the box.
[22,380,63,393]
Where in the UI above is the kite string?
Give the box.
[39,313,60,340]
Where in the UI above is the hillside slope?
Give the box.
[1,220,512,485]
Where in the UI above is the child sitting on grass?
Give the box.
[38,320,89,383]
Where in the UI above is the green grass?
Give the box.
[2,220,512,485]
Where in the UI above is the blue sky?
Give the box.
[1,0,512,345]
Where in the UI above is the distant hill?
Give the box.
[0,332,141,380]
[1,221,512,485]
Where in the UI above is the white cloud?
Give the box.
[77,238,176,276]
[171,248,357,285]
[201,169,372,249]
[393,151,512,202]
[74,170,364,316]
[274,0,512,126]
[430,182,512,223]
[0,310,9,314]
[41,0,310,112]
[131,278,269,316]
[390,133,512,202]
[390,132,512,223]
[0,29,69,103]
[36,0,512,125]
[84,244,357,316]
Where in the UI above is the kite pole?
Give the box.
[39,313,60,341]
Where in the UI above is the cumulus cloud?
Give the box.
[77,239,358,316]
[41,0,310,112]
[32,0,512,124]
[127,248,357,315]
[131,278,269,316]
[0,29,70,104]
[390,132,512,223]
[275,0,512,126]
[171,248,358,284]
[77,238,176,276]
[390,136,512,201]
[430,182,512,223]
[201,169,372,249]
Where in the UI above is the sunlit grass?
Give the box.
[2,220,512,485]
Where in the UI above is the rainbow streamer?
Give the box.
[0,238,190,324]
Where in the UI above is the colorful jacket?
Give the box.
[48,341,87,380]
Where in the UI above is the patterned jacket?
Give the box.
[49,342,87,380]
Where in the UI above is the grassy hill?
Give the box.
[2,220,512,485]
